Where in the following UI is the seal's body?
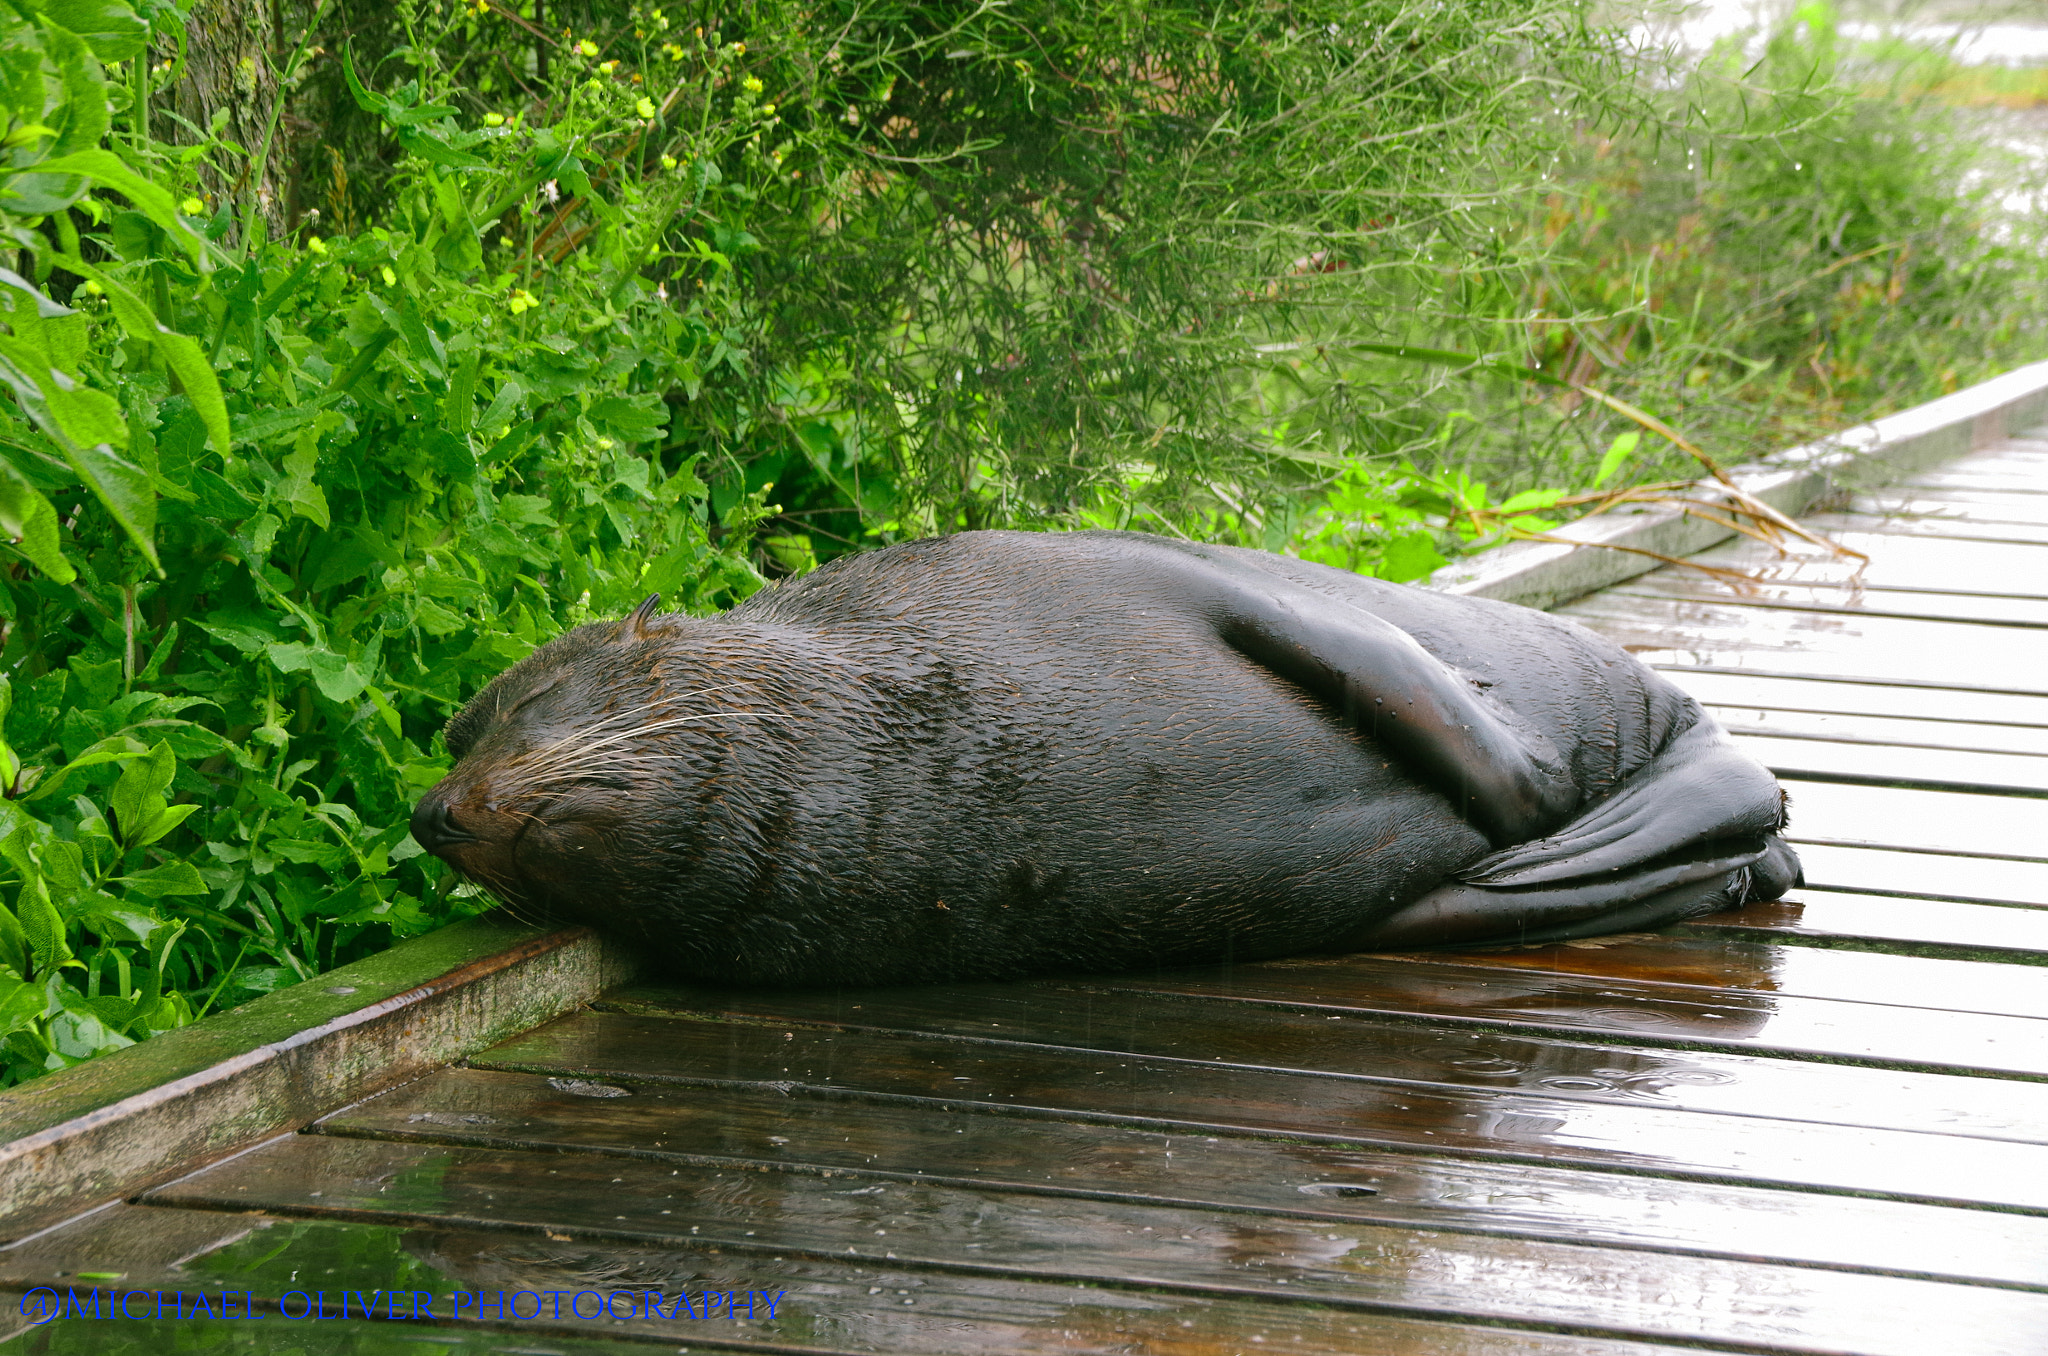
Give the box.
[411,531,1798,985]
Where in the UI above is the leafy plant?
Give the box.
[0,0,2039,1084]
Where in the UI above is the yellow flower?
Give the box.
[730,41,745,56]
[482,111,505,127]
[575,38,598,57]
[635,96,657,119]
[507,288,538,314]
[179,196,204,215]
[379,264,397,287]
[598,59,618,74]
[741,76,763,95]
[661,42,683,59]
[761,102,775,116]
[306,236,328,255]
[660,154,678,169]
[81,280,103,295]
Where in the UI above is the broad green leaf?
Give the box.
[124,802,196,849]
[108,739,173,846]
[47,1000,132,1057]
[30,148,208,265]
[33,0,148,61]
[0,331,158,568]
[1594,430,1641,488]
[53,252,230,456]
[1497,488,1565,513]
[307,650,368,704]
[278,424,331,528]
[340,44,395,117]
[0,902,27,977]
[18,875,69,977]
[0,453,74,581]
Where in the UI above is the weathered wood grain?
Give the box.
[1703,706,2048,757]
[474,1009,2048,1208]
[596,979,2048,1141]
[315,1066,2048,1291]
[1664,669,2048,727]
[1789,841,2048,906]
[1805,509,2048,546]
[138,1133,2048,1356]
[1732,732,2048,795]
[1857,485,2048,526]
[1563,596,2048,689]
[1773,780,2048,858]
[1380,932,2048,1019]
[1678,890,2048,962]
[1094,956,2048,1078]
[0,1202,1719,1356]
[0,915,638,1241]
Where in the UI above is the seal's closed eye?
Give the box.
[443,674,564,760]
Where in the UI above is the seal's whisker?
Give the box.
[522,709,784,767]
[519,684,762,762]
[513,710,792,781]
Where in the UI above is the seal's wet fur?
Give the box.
[413,531,1797,985]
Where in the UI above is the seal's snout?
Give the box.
[409,795,476,855]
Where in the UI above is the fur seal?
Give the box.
[410,530,1799,985]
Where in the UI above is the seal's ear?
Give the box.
[623,593,662,640]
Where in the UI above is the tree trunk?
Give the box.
[153,0,288,243]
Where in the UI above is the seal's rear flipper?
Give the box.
[1336,831,1795,950]
[1332,717,1802,951]
[1457,719,1787,888]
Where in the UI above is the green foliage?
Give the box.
[1378,0,2048,493]
[0,0,793,1082]
[0,0,2039,1083]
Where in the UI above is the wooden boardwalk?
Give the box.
[6,438,2048,1354]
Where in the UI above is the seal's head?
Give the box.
[407,593,751,924]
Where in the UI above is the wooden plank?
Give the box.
[1765,780,2048,859]
[1673,529,2048,594]
[138,1133,2048,1356]
[595,980,2048,1143]
[1679,889,2048,962]
[318,1066,2048,1291]
[1732,732,2048,796]
[1090,959,2048,1080]
[1706,706,2048,757]
[0,914,638,1241]
[1609,575,2048,627]
[1856,486,2048,527]
[0,1204,1607,1356]
[1392,933,2048,1018]
[1909,465,2048,496]
[1663,669,2048,727]
[1605,542,2048,601]
[473,1009,2048,1208]
[1561,595,2048,690]
[1791,841,2048,907]
[1804,509,2048,546]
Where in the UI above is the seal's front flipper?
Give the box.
[1457,719,1786,888]
[1184,555,1581,844]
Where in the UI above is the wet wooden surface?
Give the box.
[9,438,2048,1354]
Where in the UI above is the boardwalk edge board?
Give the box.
[0,911,638,1239]
[1426,358,2048,608]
